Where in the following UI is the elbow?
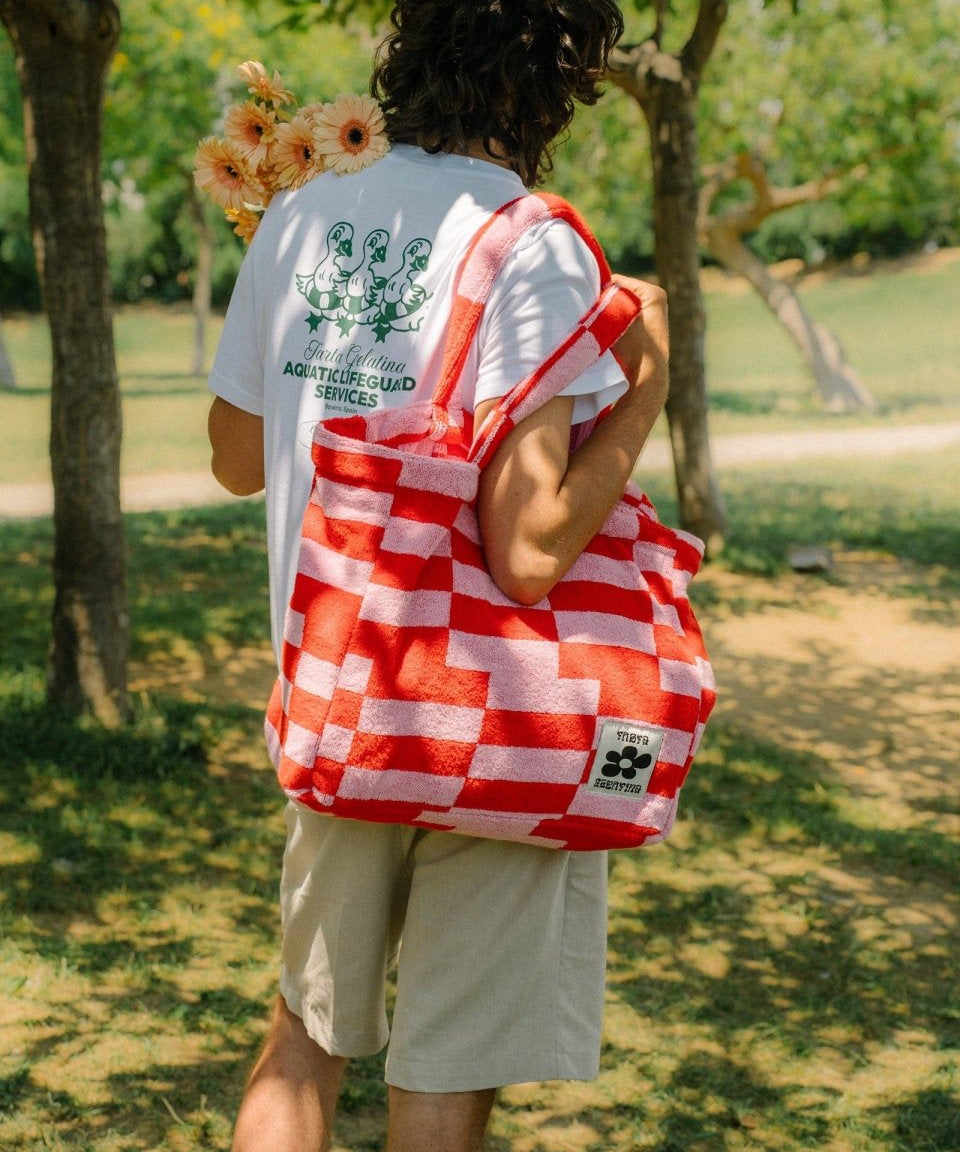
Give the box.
[512,582,555,607]
[211,454,264,496]
[495,576,553,607]
[487,551,563,608]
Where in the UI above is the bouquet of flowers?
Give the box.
[193,61,390,243]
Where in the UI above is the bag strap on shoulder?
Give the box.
[428,192,641,464]
[469,274,640,468]
[429,193,553,421]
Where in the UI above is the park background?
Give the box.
[1,1,958,1149]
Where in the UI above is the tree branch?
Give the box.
[606,0,728,104]
[605,40,682,105]
[653,0,668,46]
[681,0,729,78]
[701,150,870,237]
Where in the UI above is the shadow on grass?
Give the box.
[0,679,289,1149]
[650,1051,831,1150]
[2,505,958,1151]
[642,466,960,583]
[120,372,208,394]
[126,504,271,655]
[0,505,270,674]
[708,388,784,416]
[6,377,209,399]
[873,1087,960,1152]
[0,685,280,926]
[0,1058,247,1149]
[608,726,959,1039]
[706,629,959,821]
[487,721,958,1151]
[0,385,52,398]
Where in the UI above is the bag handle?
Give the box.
[468,276,641,468]
[427,193,640,445]
[429,196,549,412]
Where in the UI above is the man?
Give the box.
[208,3,667,1149]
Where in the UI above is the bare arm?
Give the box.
[475,276,668,606]
[207,396,266,495]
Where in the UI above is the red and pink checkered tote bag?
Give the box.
[265,192,716,851]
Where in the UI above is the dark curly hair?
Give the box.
[370,0,624,187]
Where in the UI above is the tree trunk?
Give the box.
[1,0,128,725]
[607,3,729,553]
[186,177,213,377]
[706,224,876,412]
[643,79,726,553]
[699,150,877,414]
[0,319,16,390]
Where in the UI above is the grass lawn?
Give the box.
[1,254,959,486]
[702,251,960,430]
[642,445,960,594]
[1,446,958,1148]
[0,307,225,487]
[1,253,958,1149]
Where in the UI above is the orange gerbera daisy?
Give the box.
[224,100,277,169]
[225,206,263,244]
[270,114,325,191]
[298,101,329,126]
[236,60,295,107]
[193,137,264,212]
[313,93,390,175]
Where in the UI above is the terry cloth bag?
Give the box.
[265,192,716,851]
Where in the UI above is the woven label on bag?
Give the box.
[585,720,664,797]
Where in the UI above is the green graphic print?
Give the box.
[295,222,433,343]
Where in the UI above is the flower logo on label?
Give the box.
[602,745,653,780]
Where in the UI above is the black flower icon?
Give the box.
[601,745,652,779]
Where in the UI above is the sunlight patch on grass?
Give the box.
[2,505,958,1150]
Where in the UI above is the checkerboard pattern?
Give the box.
[264,194,716,850]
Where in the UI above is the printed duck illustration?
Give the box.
[373,238,433,341]
[295,222,354,314]
[339,229,390,328]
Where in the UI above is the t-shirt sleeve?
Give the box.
[207,244,266,417]
[470,217,627,421]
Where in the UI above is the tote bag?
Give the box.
[265,192,716,851]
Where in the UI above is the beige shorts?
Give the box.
[278,801,609,1093]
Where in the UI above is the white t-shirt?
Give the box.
[209,145,627,659]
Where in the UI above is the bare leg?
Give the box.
[386,1086,496,1152]
[232,995,348,1152]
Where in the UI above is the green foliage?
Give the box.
[103,0,375,306]
[0,39,39,310]
[701,0,960,261]
[2,0,959,308]
[545,83,655,271]
[269,0,393,30]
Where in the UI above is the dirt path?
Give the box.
[2,420,960,519]
[698,559,959,830]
